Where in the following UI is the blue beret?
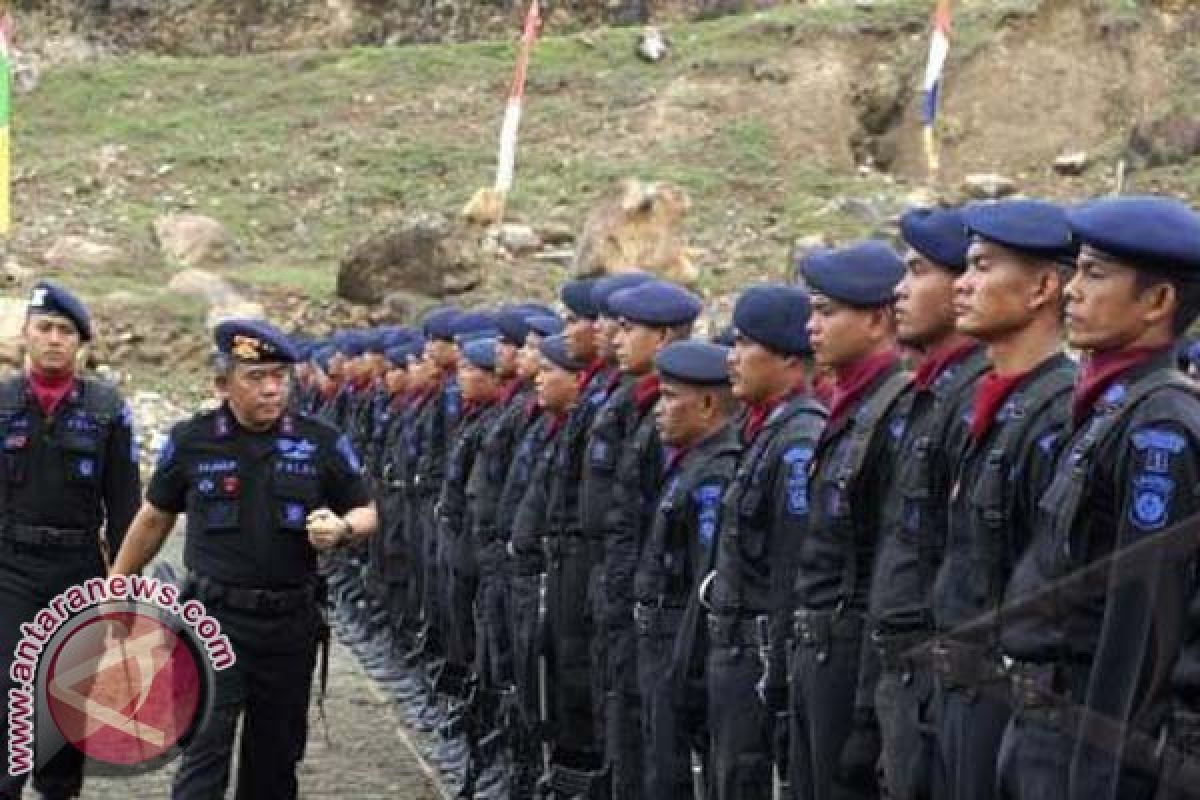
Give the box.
[27,281,92,341]
[339,332,369,358]
[384,339,423,366]
[592,272,654,317]
[608,280,703,327]
[1067,196,1200,276]
[496,307,535,346]
[515,302,557,317]
[455,328,500,346]
[214,318,300,364]
[462,337,500,371]
[312,346,336,372]
[451,311,497,339]
[962,200,1076,263]
[711,325,736,348]
[799,241,904,308]
[423,307,461,341]
[900,207,969,272]
[539,333,586,372]
[733,284,813,356]
[527,314,565,338]
[655,341,730,387]
[561,279,600,319]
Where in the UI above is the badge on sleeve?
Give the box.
[336,434,363,473]
[1130,473,1173,533]
[693,482,723,550]
[782,445,814,516]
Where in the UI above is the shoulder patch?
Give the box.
[889,416,907,441]
[782,444,814,515]
[692,481,723,550]
[1132,428,1186,455]
[335,434,364,473]
[1102,382,1128,406]
[155,434,176,470]
[1037,430,1060,455]
[120,402,139,462]
[1130,473,1174,532]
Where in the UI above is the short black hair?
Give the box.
[1134,269,1200,336]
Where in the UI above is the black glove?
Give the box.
[837,709,881,789]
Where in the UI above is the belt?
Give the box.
[871,627,932,672]
[706,612,764,648]
[1008,659,1087,710]
[0,523,96,548]
[188,574,317,614]
[930,639,1006,690]
[633,602,686,636]
[793,608,863,648]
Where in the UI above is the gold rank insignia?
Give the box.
[231,334,264,361]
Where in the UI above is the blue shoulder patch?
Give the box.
[1130,473,1174,532]
[336,434,364,473]
[1132,428,1186,454]
[444,382,461,420]
[155,434,176,470]
[782,445,814,516]
[693,482,723,550]
[889,416,907,441]
[1037,431,1060,455]
[1102,382,1128,406]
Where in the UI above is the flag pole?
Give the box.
[921,0,951,186]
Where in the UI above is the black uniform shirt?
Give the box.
[148,405,370,588]
[0,375,141,553]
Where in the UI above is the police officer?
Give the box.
[465,307,557,781]
[993,197,1200,800]
[865,208,987,800]
[531,279,622,789]
[580,272,652,779]
[603,278,703,799]
[0,281,141,800]
[508,332,587,794]
[634,340,741,799]
[930,200,1077,800]
[702,285,827,800]
[111,318,378,800]
[792,242,909,800]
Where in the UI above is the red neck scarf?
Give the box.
[743,377,806,443]
[811,372,835,409]
[499,378,523,406]
[828,349,899,425]
[546,410,568,438]
[970,370,1028,442]
[1072,346,1170,424]
[633,373,661,412]
[914,339,977,392]
[577,359,606,392]
[28,368,76,417]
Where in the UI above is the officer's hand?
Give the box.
[837,710,882,789]
[306,508,348,551]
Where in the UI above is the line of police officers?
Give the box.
[306,194,1200,800]
[5,192,1200,800]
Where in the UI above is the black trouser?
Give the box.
[588,562,608,754]
[550,539,600,761]
[607,621,642,797]
[0,539,105,800]
[934,682,1010,800]
[510,571,543,732]
[418,496,443,654]
[171,598,320,800]
[637,607,697,800]
[707,631,771,800]
[446,530,478,679]
[874,636,938,800]
[789,613,876,800]
[475,545,514,692]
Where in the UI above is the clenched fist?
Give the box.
[306,508,350,551]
